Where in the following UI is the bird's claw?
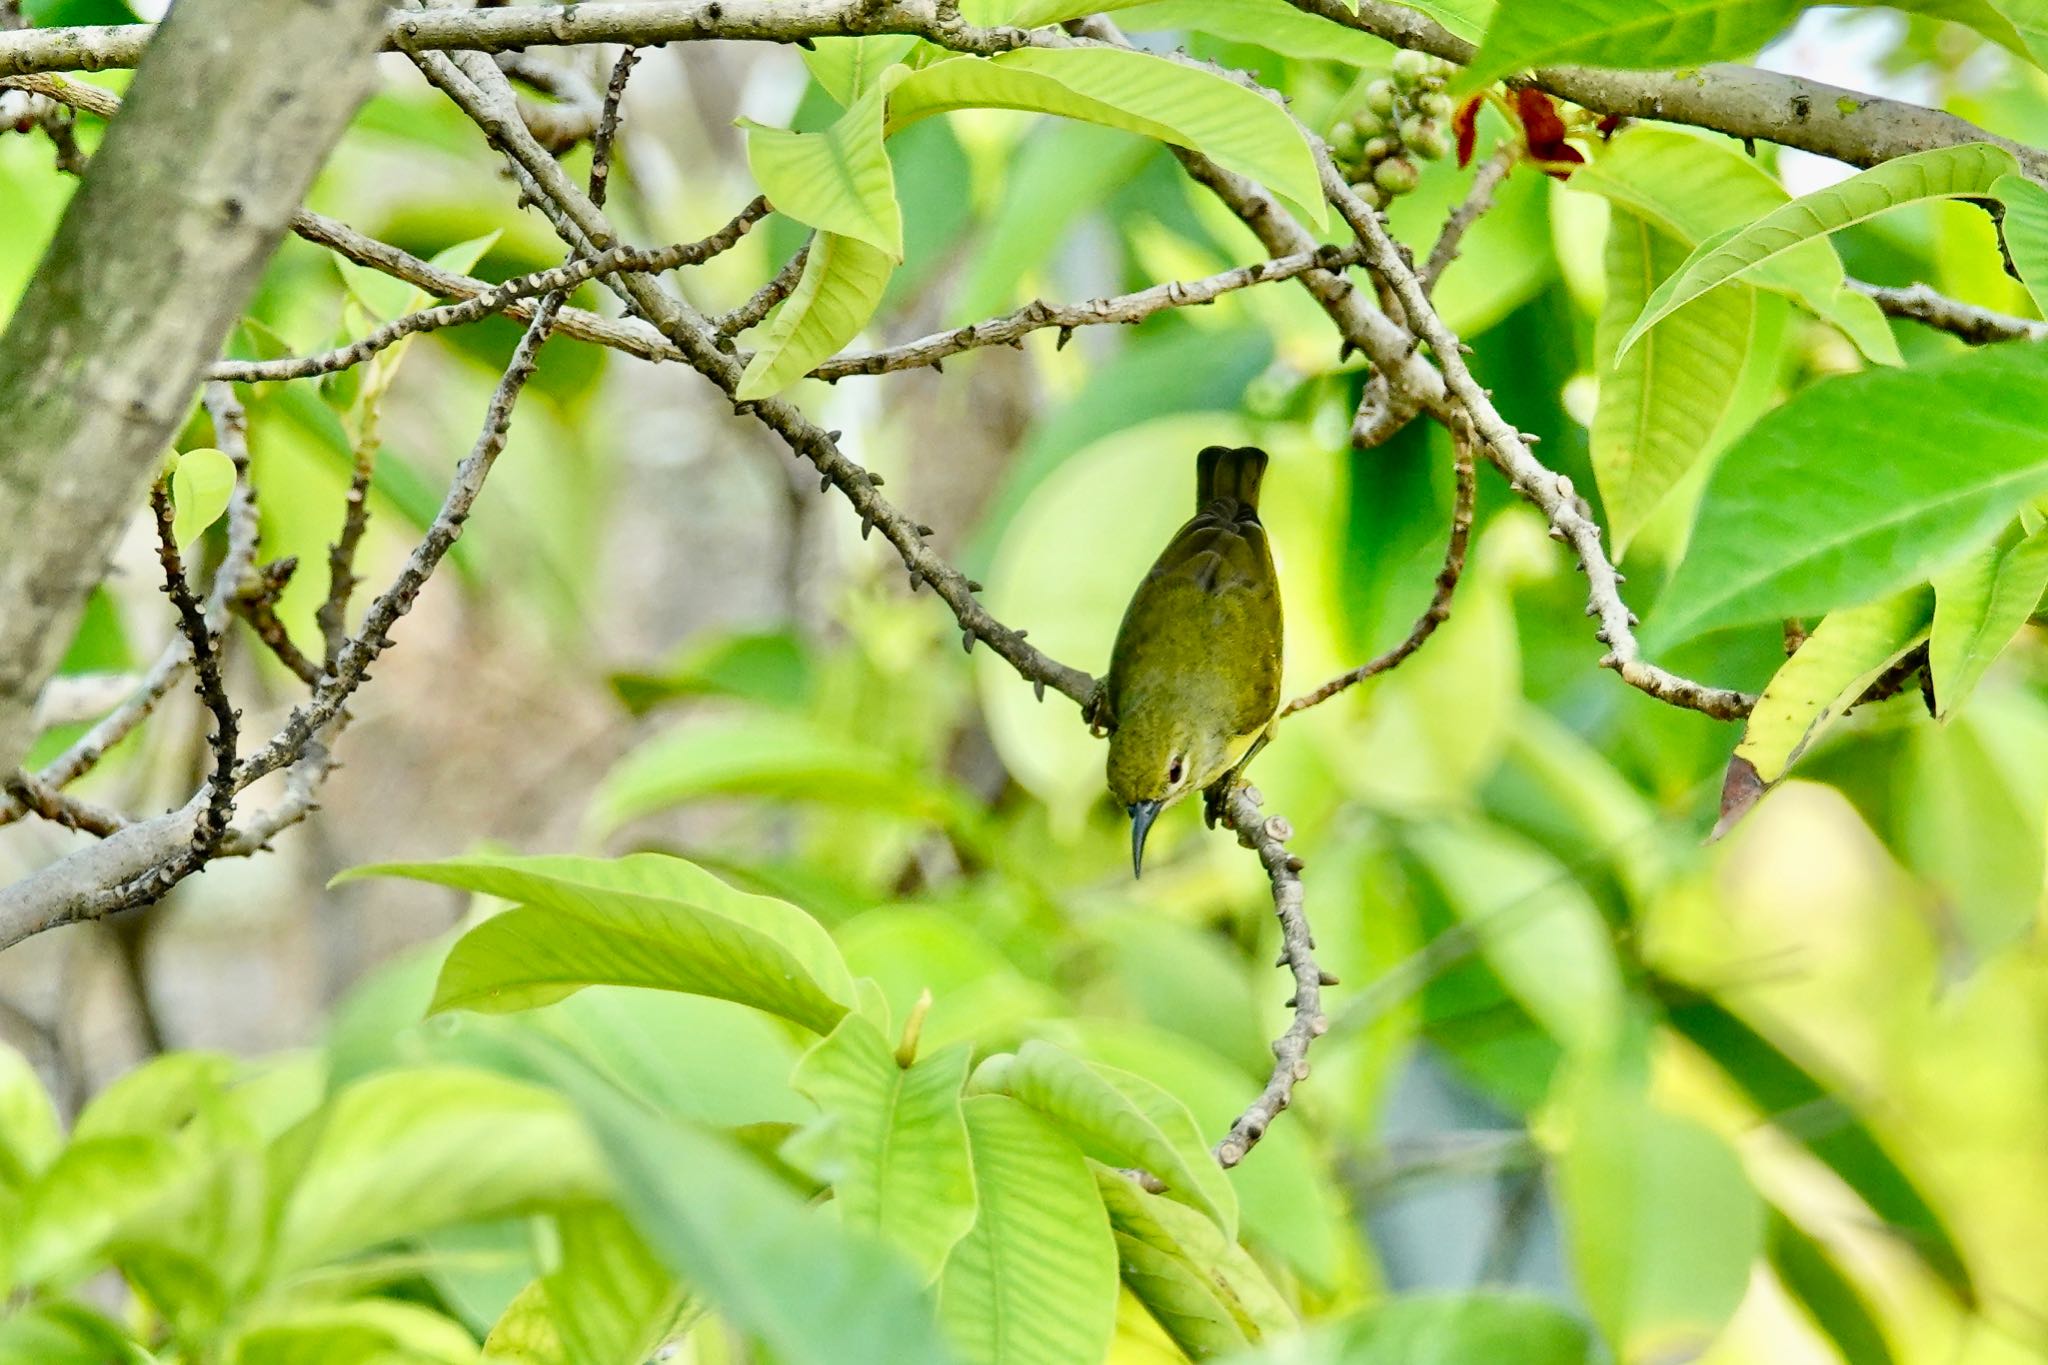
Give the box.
[1083,681,1115,737]
[1202,780,1231,829]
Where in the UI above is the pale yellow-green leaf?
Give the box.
[1993,171,2048,319]
[742,70,904,257]
[735,231,894,400]
[1593,213,1754,556]
[1002,1041,1235,1238]
[938,1096,1118,1365]
[1824,286,1904,367]
[0,1042,61,1195]
[1929,522,2048,717]
[232,1299,480,1365]
[1734,587,1935,787]
[787,1015,977,1280]
[890,48,1325,228]
[1619,143,2022,356]
[802,34,918,106]
[1093,1171,1295,1358]
[338,852,855,1034]
[168,447,235,551]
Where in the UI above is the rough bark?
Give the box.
[0,0,389,778]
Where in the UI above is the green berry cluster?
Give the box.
[1326,49,1458,209]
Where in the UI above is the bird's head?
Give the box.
[1106,713,1230,877]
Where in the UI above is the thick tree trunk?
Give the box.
[0,0,389,778]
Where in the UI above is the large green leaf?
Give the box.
[1654,984,1975,1301]
[1273,1292,1594,1365]
[10,1135,193,1287]
[787,1014,978,1280]
[938,1095,1118,1365]
[230,1300,478,1365]
[1593,213,1754,555]
[1928,520,2048,716]
[1107,0,1387,62]
[552,1051,958,1365]
[483,1204,683,1365]
[272,1066,608,1274]
[889,49,1325,227]
[1653,343,2048,642]
[802,35,919,107]
[0,1302,155,1365]
[588,712,981,842]
[735,230,896,400]
[340,852,854,1034]
[1618,143,2022,356]
[0,1042,60,1194]
[1731,587,1933,790]
[1764,1210,1897,1365]
[1000,1041,1236,1239]
[1554,1050,1763,1364]
[1398,820,1625,1053]
[1095,1171,1294,1358]
[1458,0,1805,92]
[1993,171,2048,318]
[743,71,904,258]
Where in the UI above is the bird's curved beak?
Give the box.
[1128,800,1163,878]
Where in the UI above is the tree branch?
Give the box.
[1852,280,2048,344]
[0,0,388,781]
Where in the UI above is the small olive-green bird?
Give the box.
[1099,445,1283,876]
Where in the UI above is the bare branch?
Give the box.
[1422,146,1515,293]
[147,482,237,862]
[808,243,1370,379]
[3,770,127,838]
[715,241,811,340]
[1852,280,2048,345]
[1284,434,1474,715]
[1213,783,1326,1169]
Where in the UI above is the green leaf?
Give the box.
[939,1095,1118,1365]
[1105,0,1387,63]
[1765,1210,1897,1365]
[539,1044,957,1365]
[1569,128,1842,317]
[735,231,895,400]
[803,35,920,106]
[1002,1041,1236,1239]
[167,447,236,551]
[787,1014,978,1280]
[1314,1292,1594,1364]
[1823,286,1903,367]
[743,72,904,258]
[484,1203,684,1365]
[890,49,1325,228]
[339,852,854,1034]
[1398,820,1625,1053]
[1929,521,2048,716]
[1731,587,1933,791]
[1555,1049,1764,1363]
[1458,0,1804,93]
[608,628,814,714]
[1885,0,2044,65]
[589,712,979,841]
[1384,0,1495,43]
[1652,983,1975,1302]
[0,1302,154,1365]
[1593,213,1755,555]
[1094,1171,1294,1358]
[1654,343,2048,642]
[0,1042,61,1194]
[231,1300,478,1365]
[272,1066,609,1274]
[1618,143,2022,357]
[1993,171,2048,317]
[11,1135,193,1286]
[21,0,141,26]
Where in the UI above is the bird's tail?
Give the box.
[1195,445,1269,514]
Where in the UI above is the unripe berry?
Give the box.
[1391,49,1432,88]
[1364,78,1398,117]
[1361,134,1397,162]
[1329,119,1363,158]
[1419,89,1456,120]
[1373,155,1421,195]
[1406,120,1452,160]
[1350,180,1387,210]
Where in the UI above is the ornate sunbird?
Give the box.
[1096,445,1283,876]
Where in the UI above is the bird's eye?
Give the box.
[1168,757,1184,785]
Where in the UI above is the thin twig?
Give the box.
[714,240,810,340]
[3,770,127,837]
[1284,433,1474,715]
[231,559,324,686]
[1851,280,2048,345]
[1214,782,1327,1169]
[147,483,237,861]
[212,201,766,383]
[806,243,1370,379]
[588,45,638,210]
[1421,146,1514,293]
